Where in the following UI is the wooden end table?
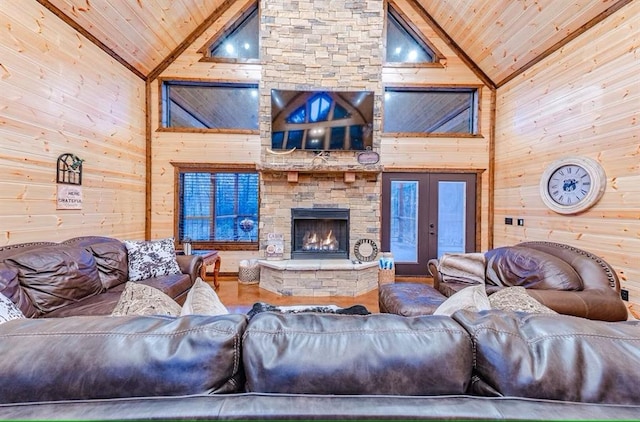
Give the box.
[193,250,221,290]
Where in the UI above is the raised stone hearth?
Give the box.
[259,259,379,297]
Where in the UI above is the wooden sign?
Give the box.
[57,185,83,210]
[357,151,380,165]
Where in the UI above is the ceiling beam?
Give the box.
[34,0,146,81]
[496,0,635,88]
[147,0,238,82]
[407,0,497,91]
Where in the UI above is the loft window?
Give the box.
[175,166,259,250]
[206,3,259,61]
[161,81,259,130]
[385,4,440,64]
[383,87,479,134]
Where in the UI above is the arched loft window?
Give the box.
[385,4,442,65]
[201,2,259,62]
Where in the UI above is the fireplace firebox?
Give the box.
[291,208,349,259]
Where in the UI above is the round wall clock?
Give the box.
[539,156,606,215]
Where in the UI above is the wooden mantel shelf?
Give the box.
[257,163,384,173]
[258,163,383,183]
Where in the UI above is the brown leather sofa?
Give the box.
[0,310,638,420]
[428,241,628,321]
[0,236,202,317]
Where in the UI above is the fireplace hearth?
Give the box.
[291,208,349,259]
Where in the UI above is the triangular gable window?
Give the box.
[204,3,259,61]
[386,5,440,64]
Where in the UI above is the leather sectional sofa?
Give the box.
[0,236,202,317]
[0,310,638,420]
[428,241,628,321]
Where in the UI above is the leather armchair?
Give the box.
[429,241,628,321]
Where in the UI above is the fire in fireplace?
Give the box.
[291,208,349,259]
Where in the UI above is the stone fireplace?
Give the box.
[291,208,349,260]
[256,0,384,296]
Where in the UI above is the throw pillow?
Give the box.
[111,282,181,317]
[0,292,25,323]
[433,284,491,317]
[489,286,557,314]
[180,278,229,316]
[123,238,181,282]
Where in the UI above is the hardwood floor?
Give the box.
[214,275,433,314]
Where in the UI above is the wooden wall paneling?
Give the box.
[494,0,640,313]
[0,1,146,245]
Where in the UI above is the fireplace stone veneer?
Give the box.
[259,259,379,297]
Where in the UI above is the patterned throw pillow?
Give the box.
[0,293,25,323]
[123,238,181,282]
[489,286,557,314]
[180,278,229,316]
[111,282,181,317]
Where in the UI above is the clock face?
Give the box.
[540,157,606,215]
[547,164,592,206]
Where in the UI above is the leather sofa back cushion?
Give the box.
[0,314,247,403]
[485,246,582,290]
[0,264,38,317]
[4,246,104,314]
[243,312,473,395]
[86,240,128,289]
[454,310,640,405]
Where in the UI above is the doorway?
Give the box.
[381,173,477,276]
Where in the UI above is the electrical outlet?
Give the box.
[517,218,524,226]
[505,217,513,225]
[621,289,629,301]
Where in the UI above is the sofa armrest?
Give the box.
[526,289,628,322]
[428,259,442,290]
[176,254,203,283]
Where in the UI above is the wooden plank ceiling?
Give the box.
[36,0,630,86]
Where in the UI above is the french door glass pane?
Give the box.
[390,181,419,263]
[437,181,466,257]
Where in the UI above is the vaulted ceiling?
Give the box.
[36,0,631,87]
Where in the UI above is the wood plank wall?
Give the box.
[494,1,640,311]
[0,2,147,244]
[149,0,492,272]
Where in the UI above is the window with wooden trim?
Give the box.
[204,2,259,61]
[161,81,259,130]
[174,165,259,251]
[385,4,441,64]
[383,87,479,135]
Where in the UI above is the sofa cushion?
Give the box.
[86,240,128,289]
[433,284,491,316]
[0,314,247,403]
[453,310,640,405]
[0,264,38,317]
[124,238,181,282]
[181,278,228,316]
[489,286,557,314]
[0,293,24,323]
[111,282,181,317]
[243,312,473,395]
[485,246,583,290]
[5,245,104,314]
